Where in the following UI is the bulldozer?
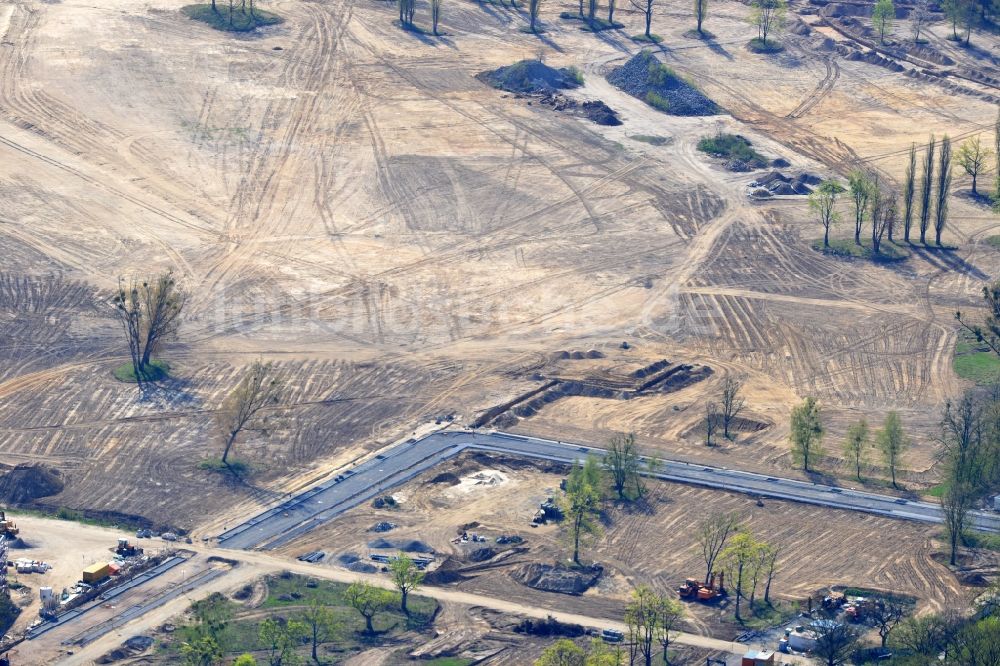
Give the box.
[0,511,18,538]
[115,538,142,557]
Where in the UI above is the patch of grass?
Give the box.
[740,600,796,630]
[811,238,910,262]
[181,4,283,32]
[631,33,663,43]
[8,505,130,530]
[697,133,767,168]
[198,459,253,476]
[747,37,784,53]
[579,17,625,31]
[161,576,439,662]
[926,483,947,498]
[645,91,670,112]
[564,66,584,85]
[959,530,1000,552]
[953,330,1000,385]
[683,28,716,39]
[629,134,670,146]
[113,359,170,383]
[985,234,1000,248]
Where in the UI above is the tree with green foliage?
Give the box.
[872,0,894,42]
[535,639,586,666]
[843,419,869,480]
[848,169,873,245]
[750,0,786,47]
[720,531,763,622]
[604,432,644,501]
[389,552,424,614]
[300,599,339,664]
[957,135,992,197]
[947,616,1000,665]
[919,135,936,244]
[935,135,953,246]
[345,581,391,635]
[790,397,823,472]
[956,280,1000,359]
[184,592,231,664]
[892,611,963,660]
[624,585,682,666]
[562,457,604,564]
[876,411,908,488]
[181,636,223,666]
[809,179,842,248]
[694,0,708,33]
[903,143,916,241]
[259,617,307,666]
[234,655,259,666]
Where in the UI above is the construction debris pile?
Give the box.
[748,171,822,197]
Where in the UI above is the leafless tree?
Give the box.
[631,0,655,37]
[694,0,708,33]
[935,135,952,246]
[704,401,721,446]
[216,360,282,466]
[870,181,898,255]
[112,272,185,387]
[587,0,597,23]
[869,598,905,647]
[607,0,616,24]
[431,0,442,34]
[529,0,543,32]
[604,432,645,501]
[696,510,741,585]
[721,376,745,439]
[813,623,858,666]
[762,544,779,604]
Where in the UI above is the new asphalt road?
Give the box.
[216,430,1000,551]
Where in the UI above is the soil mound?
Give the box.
[469,547,497,562]
[367,538,435,553]
[348,561,377,573]
[479,59,582,95]
[0,464,64,504]
[607,51,719,116]
[428,472,461,485]
[510,562,603,595]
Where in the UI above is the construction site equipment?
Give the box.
[40,586,58,611]
[0,511,18,537]
[297,551,325,563]
[601,628,624,643]
[678,578,701,599]
[82,562,111,584]
[13,558,51,574]
[697,572,724,601]
[115,539,142,557]
[822,592,845,610]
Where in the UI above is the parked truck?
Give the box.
[82,562,111,584]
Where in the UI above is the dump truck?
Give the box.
[82,562,111,584]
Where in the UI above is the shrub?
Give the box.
[645,91,670,112]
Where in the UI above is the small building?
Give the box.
[742,649,776,665]
[39,586,57,611]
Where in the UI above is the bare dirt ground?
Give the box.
[0,0,997,553]
[283,452,983,641]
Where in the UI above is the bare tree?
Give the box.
[721,376,745,439]
[957,135,992,196]
[696,510,741,586]
[112,272,186,387]
[919,135,935,244]
[762,544,779,604]
[871,183,898,256]
[216,360,281,466]
[704,401,721,446]
[869,598,905,648]
[694,0,708,33]
[903,143,916,242]
[631,0,655,38]
[813,623,858,666]
[810,179,842,248]
[935,135,952,246]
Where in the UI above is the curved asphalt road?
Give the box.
[217,430,1000,551]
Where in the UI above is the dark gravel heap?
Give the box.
[479,59,582,95]
[607,51,719,116]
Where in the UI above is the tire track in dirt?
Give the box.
[786,56,840,120]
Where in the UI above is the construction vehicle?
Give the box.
[678,578,701,599]
[115,538,142,557]
[82,562,111,584]
[697,572,725,601]
[0,511,18,537]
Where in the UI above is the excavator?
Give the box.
[678,572,725,601]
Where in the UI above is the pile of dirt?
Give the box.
[607,51,719,116]
[478,59,582,95]
[428,472,461,485]
[348,561,377,573]
[468,547,497,562]
[750,171,819,195]
[370,521,397,532]
[510,563,603,595]
[0,464,64,504]
[556,349,606,360]
[367,538,435,553]
[535,93,622,126]
[514,615,586,637]
[337,552,360,565]
[95,636,153,664]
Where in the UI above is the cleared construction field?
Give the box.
[0,0,997,545]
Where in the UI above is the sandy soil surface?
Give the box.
[0,0,997,540]
[285,452,983,638]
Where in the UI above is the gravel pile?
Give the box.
[479,59,582,95]
[607,51,719,116]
